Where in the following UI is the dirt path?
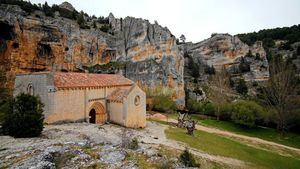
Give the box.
[164,118,300,155]
[139,122,247,168]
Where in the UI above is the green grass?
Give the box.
[191,115,300,149]
[166,126,300,169]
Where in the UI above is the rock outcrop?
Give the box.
[184,34,269,82]
[0,4,185,106]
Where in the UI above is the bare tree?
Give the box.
[207,66,232,120]
[177,112,197,136]
[261,57,297,135]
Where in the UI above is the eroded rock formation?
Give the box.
[184,34,269,82]
[0,4,185,106]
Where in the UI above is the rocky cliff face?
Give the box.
[184,34,269,82]
[183,34,270,100]
[109,14,185,106]
[0,4,185,106]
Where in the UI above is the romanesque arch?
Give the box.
[89,102,107,124]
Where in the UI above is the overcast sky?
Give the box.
[30,0,300,42]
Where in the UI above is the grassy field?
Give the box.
[166,126,300,169]
[190,115,300,149]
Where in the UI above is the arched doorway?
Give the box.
[89,109,96,123]
[89,102,107,124]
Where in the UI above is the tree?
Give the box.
[236,78,248,95]
[180,34,186,43]
[189,57,200,78]
[42,2,53,17]
[2,93,44,138]
[261,57,297,135]
[77,11,86,28]
[92,21,97,28]
[207,67,232,120]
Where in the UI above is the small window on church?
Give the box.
[134,95,140,106]
[27,83,34,95]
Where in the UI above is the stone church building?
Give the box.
[13,72,146,128]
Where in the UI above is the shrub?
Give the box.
[128,137,139,150]
[100,24,110,33]
[231,104,256,127]
[245,50,254,58]
[231,100,267,127]
[255,53,261,60]
[188,57,200,78]
[186,99,202,113]
[236,78,248,95]
[153,95,176,113]
[202,103,215,116]
[239,57,250,73]
[187,99,215,116]
[179,148,200,167]
[204,65,215,75]
[77,11,89,29]
[2,93,44,138]
[218,103,233,120]
[42,2,54,17]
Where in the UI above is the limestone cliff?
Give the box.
[109,14,185,106]
[184,34,269,82]
[0,3,185,106]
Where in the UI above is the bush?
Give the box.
[179,148,200,167]
[100,24,110,33]
[245,50,254,58]
[231,104,256,127]
[204,65,215,75]
[236,78,248,95]
[188,57,200,78]
[153,95,176,113]
[255,53,261,60]
[42,2,54,17]
[77,11,89,29]
[2,93,44,138]
[186,99,202,113]
[231,100,267,127]
[128,137,139,150]
[239,57,250,73]
[187,99,215,116]
[217,103,233,121]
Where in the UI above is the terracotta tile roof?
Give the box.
[54,72,133,89]
[107,88,129,103]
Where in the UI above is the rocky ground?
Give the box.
[0,122,187,169]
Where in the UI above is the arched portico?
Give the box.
[89,102,107,124]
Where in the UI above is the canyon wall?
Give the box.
[0,4,185,106]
